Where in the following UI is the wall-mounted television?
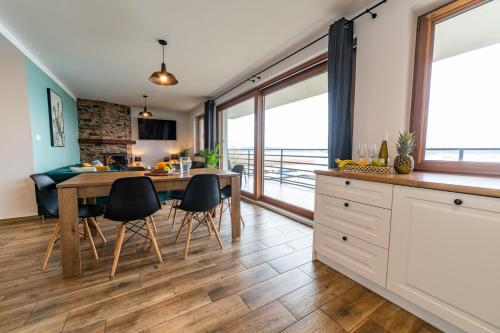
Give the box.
[138,118,177,140]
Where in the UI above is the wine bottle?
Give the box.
[378,133,389,166]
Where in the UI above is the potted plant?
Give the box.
[178,146,190,158]
[200,142,221,169]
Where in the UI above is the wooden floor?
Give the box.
[0,201,441,333]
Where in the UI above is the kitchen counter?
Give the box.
[315,169,500,198]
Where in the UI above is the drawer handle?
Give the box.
[344,202,349,208]
[454,199,463,206]
[342,236,348,241]
[345,180,351,185]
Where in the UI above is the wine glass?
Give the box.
[358,144,367,162]
[369,144,378,162]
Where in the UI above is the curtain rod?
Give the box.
[213,0,387,101]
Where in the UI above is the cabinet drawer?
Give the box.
[315,194,391,248]
[316,175,393,209]
[315,224,388,287]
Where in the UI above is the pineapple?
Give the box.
[394,131,416,174]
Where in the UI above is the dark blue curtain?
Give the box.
[204,100,216,150]
[328,18,354,168]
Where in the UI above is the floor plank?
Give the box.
[63,281,174,331]
[148,294,250,333]
[104,288,211,333]
[320,284,387,331]
[268,247,313,273]
[279,268,355,320]
[206,263,279,302]
[239,268,312,310]
[282,309,346,333]
[216,300,296,333]
[239,244,294,268]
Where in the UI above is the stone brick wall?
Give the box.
[77,99,133,163]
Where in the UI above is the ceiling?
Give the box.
[0,0,372,112]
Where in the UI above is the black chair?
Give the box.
[166,189,185,227]
[30,174,106,271]
[174,174,223,258]
[104,177,162,276]
[124,166,146,171]
[218,164,245,230]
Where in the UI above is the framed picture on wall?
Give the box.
[47,88,65,147]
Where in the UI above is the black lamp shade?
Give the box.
[149,63,178,86]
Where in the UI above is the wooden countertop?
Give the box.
[315,169,500,198]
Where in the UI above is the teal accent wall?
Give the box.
[25,58,80,173]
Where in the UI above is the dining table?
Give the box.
[56,168,241,278]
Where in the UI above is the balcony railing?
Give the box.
[425,147,500,162]
[227,148,328,190]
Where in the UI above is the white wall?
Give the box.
[352,0,448,160]
[131,107,192,167]
[0,35,37,219]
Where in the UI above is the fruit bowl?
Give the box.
[340,165,392,174]
[146,169,178,176]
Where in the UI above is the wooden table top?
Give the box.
[57,168,238,188]
[315,169,500,198]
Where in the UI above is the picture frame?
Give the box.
[47,88,65,147]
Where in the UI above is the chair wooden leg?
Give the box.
[175,213,189,242]
[183,216,193,258]
[111,224,126,277]
[167,199,176,219]
[172,206,178,226]
[41,222,60,271]
[218,201,224,231]
[207,213,223,250]
[206,213,212,236]
[89,217,106,244]
[83,220,98,260]
[146,220,162,263]
[150,215,157,233]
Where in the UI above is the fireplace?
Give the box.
[103,153,128,168]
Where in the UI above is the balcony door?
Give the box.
[262,70,328,214]
[220,96,256,196]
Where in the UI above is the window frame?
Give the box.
[216,53,328,218]
[410,0,500,175]
[195,114,205,153]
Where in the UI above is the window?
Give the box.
[262,71,328,211]
[196,115,204,153]
[411,0,500,175]
[220,96,256,195]
[217,54,328,217]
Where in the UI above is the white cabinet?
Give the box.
[314,176,392,287]
[387,185,500,333]
[315,193,391,248]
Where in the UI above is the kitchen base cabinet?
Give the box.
[387,186,500,333]
[314,172,500,333]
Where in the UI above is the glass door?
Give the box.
[220,98,256,195]
[262,71,328,212]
